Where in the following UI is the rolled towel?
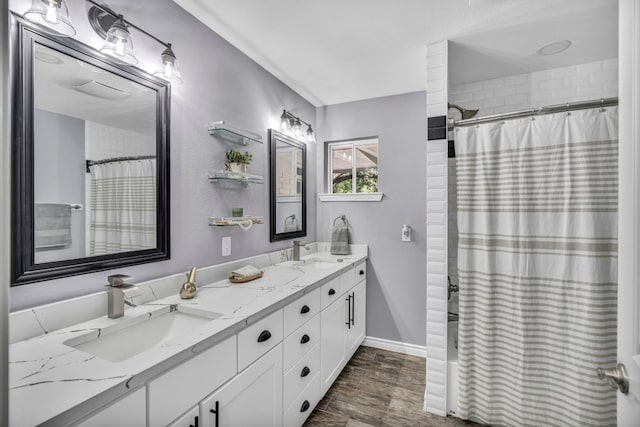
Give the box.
[230,265,263,280]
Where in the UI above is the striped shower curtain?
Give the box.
[454,107,618,427]
[88,159,156,255]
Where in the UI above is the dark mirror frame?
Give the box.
[11,15,170,285]
[269,129,306,242]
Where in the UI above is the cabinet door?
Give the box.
[148,336,237,426]
[74,387,145,427]
[168,406,199,427]
[346,280,367,358]
[201,344,283,427]
[320,296,348,396]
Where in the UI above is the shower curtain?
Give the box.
[88,159,156,255]
[455,107,618,427]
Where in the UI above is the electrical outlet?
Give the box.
[222,236,231,256]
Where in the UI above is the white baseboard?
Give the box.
[362,336,426,358]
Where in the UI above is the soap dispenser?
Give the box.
[180,267,197,299]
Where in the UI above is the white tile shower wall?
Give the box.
[85,121,155,160]
[449,58,618,117]
[425,40,449,417]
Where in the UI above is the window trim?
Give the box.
[326,136,379,195]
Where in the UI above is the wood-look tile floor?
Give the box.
[303,346,480,427]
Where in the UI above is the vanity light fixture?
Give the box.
[24,0,77,37]
[279,109,316,143]
[86,0,183,84]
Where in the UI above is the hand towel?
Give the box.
[230,265,263,280]
[330,215,350,255]
[284,214,299,232]
[34,203,72,248]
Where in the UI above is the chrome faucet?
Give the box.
[292,240,309,261]
[106,274,140,319]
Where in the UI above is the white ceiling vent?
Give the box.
[73,80,130,100]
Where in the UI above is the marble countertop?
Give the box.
[9,252,367,426]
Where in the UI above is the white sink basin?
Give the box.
[64,306,221,363]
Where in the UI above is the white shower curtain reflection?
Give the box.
[455,108,618,427]
[88,159,156,255]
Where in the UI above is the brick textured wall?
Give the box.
[449,59,618,118]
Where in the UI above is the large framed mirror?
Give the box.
[269,129,306,242]
[11,16,170,285]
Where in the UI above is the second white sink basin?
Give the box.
[64,306,221,363]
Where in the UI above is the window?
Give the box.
[328,138,378,194]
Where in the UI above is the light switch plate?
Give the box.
[222,236,231,256]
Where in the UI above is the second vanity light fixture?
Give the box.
[279,110,316,143]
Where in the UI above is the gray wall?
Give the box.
[315,91,427,346]
[33,109,85,262]
[9,0,316,310]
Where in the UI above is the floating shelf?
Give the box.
[208,121,262,145]
[209,216,264,227]
[208,170,264,185]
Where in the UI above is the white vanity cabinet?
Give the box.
[147,335,237,426]
[73,387,146,427]
[320,262,367,396]
[168,405,200,427]
[282,288,321,426]
[200,344,283,427]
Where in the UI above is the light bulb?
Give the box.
[164,62,173,78]
[115,38,125,57]
[45,2,58,23]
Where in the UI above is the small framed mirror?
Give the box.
[11,16,170,284]
[269,129,306,242]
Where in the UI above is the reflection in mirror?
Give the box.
[33,44,157,263]
[12,19,170,285]
[269,129,306,242]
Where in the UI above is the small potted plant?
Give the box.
[225,149,252,174]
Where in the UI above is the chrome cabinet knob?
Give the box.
[596,363,629,394]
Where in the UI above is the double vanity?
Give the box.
[9,244,367,426]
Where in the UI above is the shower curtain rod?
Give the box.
[86,155,156,172]
[449,97,618,129]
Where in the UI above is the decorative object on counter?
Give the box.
[330,215,351,255]
[284,214,299,232]
[232,207,244,217]
[278,109,316,143]
[225,149,252,175]
[180,267,197,299]
[229,265,263,283]
[209,216,264,227]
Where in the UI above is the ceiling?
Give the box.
[34,44,156,134]
[172,0,618,107]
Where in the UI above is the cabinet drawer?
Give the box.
[148,335,236,427]
[320,276,342,310]
[283,313,320,372]
[283,373,320,427]
[339,268,357,292]
[284,343,320,411]
[238,309,283,371]
[354,262,366,285]
[284,287,320,336]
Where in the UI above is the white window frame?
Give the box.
[319,137,383,202]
